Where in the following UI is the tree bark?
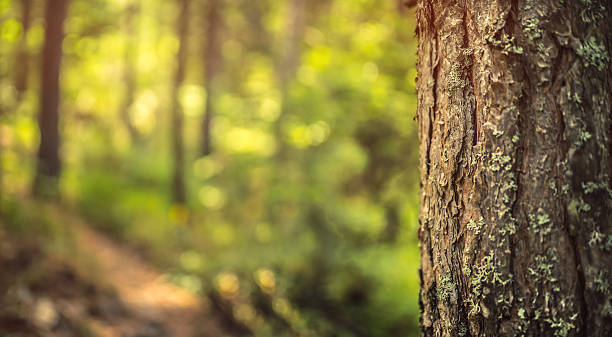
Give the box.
[201,0,222,156]
[415,1,612,336]
[33,0,69,197]
[170,0,190,204]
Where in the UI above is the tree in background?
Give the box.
[274,0,305,159]
[415,1,611,336]
[200,0,222,156]
[14,0,32,102]
[241,0,270,54]
[353,119,409,243]
[33,0,70,197]
[170,0,190,205]
[118,0,140,143]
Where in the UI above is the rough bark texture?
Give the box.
[201,0,222,156]
[170,0,190,204]
[416,0,612,336]
[34,0,69,196]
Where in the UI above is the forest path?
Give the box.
[45,204,224,337]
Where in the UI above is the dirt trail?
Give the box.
[76,226,199,337]
[46,205,225,337]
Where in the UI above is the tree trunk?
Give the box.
[242,0,270,54]
[274,0,306,158]
[14,0,32,102]
[119,0,140,143]
[415,1,611,336]
[170,0,190,204]
[201,0,222,156]
[380,202,400,243]
[33,0,69,197]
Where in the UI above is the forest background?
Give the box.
[0,0,420,336]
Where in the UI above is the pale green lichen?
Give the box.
[581,181,612,198]
[547,315,577,337]
[446,63,466,97]
[588,230,605,248]
[603,300,612,317]
[531,211,552,235]
[579,197,591,212]
[471,251,496,297]
[437,272,457,302]
[562,184,570,194]
[576,36,609,71]
[537,213,550,226]
[575,129,592,146]
[491,150,513,172]
[579,0,605,23]
[467,217,485,235]
[549,181,557,194]
[582,181,600,194]
[466,297,480,317]
[523,17,542,41]
[528,253,558,283]
[458,323,468,336]
[567,90,582,104]
[471,250,511,301]
[537,41,550,58]
[592,270,610,294]
[487,32,523,55]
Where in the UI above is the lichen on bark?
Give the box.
[415,0,612,336]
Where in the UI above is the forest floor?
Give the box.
[0,202,228,337]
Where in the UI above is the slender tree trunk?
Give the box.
[415,1,612,336]
[33,0,69,197]
[243,0,270,53]
[274,0,306,158]
[201,0,222,156]
[14,0,32,102]
[0,122,3,212]
[119,0,140,143]
[380,202,400,243]
[170,0,190,205]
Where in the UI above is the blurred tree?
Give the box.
[33,0,70,197]
[14,0,32,102]
[416,1,611,336]
[353,118,409,243]
[118,0,140,143]
[241,0,270,53]
[200,0,222,156]
[274,0,305,158]
[170,0,190,204]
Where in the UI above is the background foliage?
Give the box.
[0,0,419,335]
